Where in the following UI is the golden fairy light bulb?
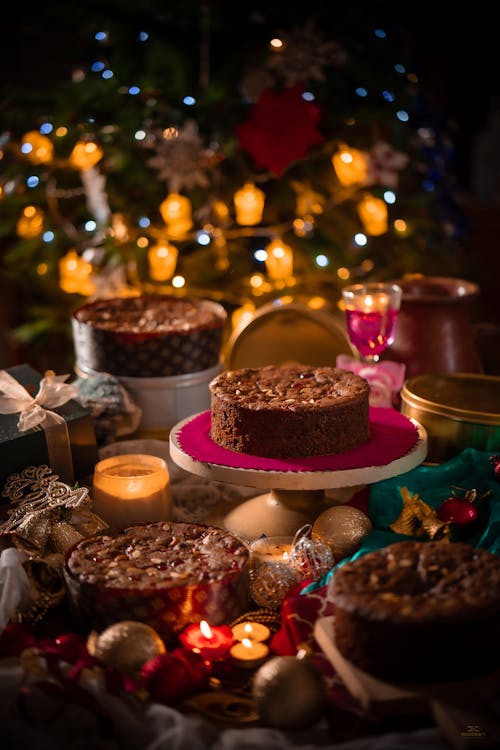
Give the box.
[212,200,230,222]
[148,240,179,281]
[59,249,94,295]
[159,193,193,238]
[16,205,44,239]
[295,187,324,217]
[357,193,389,236]
[264,238,294,281]
[69,140,104,171]
[332,144,368,186]
[21,131,54,165]
[234,182,265,226]
[111,213,130,242]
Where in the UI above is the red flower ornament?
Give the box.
[237,85,324,176]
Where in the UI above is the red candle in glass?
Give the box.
[179,620,234,660]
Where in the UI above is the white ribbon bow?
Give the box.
[0,370,78,431]
[0,369,79,483]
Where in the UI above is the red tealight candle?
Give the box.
[179,620,234,660]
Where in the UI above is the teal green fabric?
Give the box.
[303,448,500,594]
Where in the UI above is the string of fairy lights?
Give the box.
[1,16,455,336]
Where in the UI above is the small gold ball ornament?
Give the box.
[312,505,373,561]
[87,620,166,675]
[252,655,327,729]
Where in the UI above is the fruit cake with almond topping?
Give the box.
[64,521,249,642]
[329,540,500,683]
[209,364,370,457]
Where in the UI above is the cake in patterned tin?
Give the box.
[209,364,370,457]
[64,520,249,643]
[72,295,226,378]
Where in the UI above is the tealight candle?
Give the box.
[179,620,234,661]
[92,453,172,530]
[231,621,271,643]
[229,637,270,669]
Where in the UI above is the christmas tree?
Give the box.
[0,1,466,371]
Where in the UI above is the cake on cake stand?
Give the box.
[169,407,427,540]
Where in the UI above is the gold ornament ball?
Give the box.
[252,655,327,729]
[87,620,166,675]
[312,505,373,561]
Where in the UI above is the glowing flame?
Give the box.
[200,620,212,639]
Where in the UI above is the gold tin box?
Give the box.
[401,373,500,463]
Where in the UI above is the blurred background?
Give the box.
[1,0,499,374]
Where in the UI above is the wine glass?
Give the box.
[341,282,402,364]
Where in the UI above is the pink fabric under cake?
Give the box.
[178,407,420,472]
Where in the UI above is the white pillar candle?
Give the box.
[92,454,172,531]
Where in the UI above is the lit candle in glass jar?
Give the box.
[92,453,172,530]
[250,536,294,567]
[249,536,300,608]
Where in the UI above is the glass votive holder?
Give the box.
[92,453,172,531]
[248,536,300,609]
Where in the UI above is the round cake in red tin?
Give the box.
[72,295,227,377]
[64,521,249,644]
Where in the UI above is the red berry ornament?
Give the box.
[489,455,500,482]
[437,497,478,526]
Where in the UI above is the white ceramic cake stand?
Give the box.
[169,410,427,540]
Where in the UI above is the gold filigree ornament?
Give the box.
[389,486,451,541]
[0,465,108,623]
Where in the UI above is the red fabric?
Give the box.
[270,580,360,713]
[140,648,212,706]
[236,85,324,176]
[269,487,370,714]
[178,407,419,472]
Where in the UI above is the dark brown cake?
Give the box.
[64,521,249,643]
[329,540,500,683]
[72,295,226,377]
[209,364,370,457]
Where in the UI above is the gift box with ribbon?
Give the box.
[0,364,98,487]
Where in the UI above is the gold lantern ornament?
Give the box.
[16,205,44,239]
[69,140,104,171]
[332,144,369,187]
[159,193,193,238]
[59,249,94,295]
[264,238,294,281]
[21,131,54,165]
[357,193,389,236]
[234,182,265,226]
[148,239,179,282]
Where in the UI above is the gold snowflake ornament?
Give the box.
[145,120,215,192]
